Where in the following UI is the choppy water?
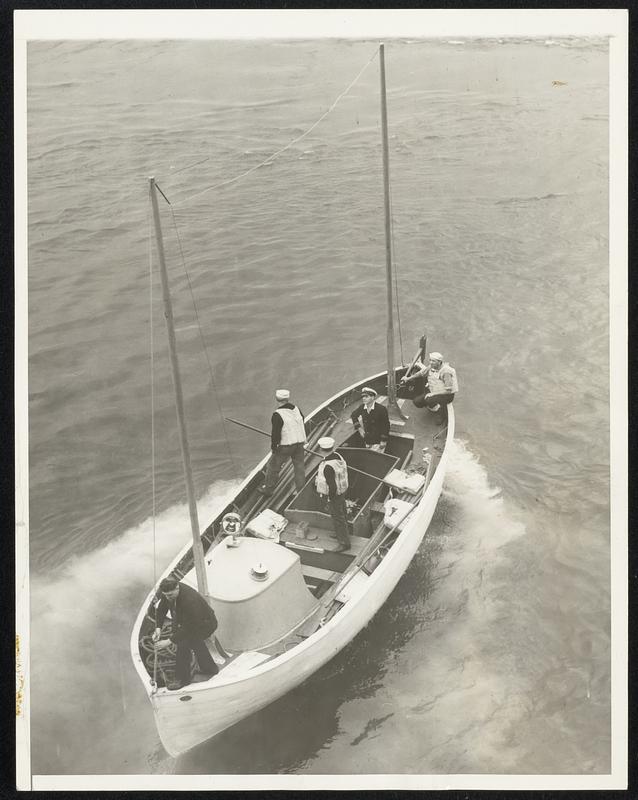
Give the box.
[26,37,610,776]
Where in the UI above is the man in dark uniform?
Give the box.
[315,436,351,553]
[152,577,219,690]
[350,386,390,450]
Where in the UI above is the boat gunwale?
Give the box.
[152,403,454,702]
[130,370,454,696]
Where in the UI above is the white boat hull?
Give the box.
[144,401,454,756]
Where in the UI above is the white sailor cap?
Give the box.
[361,386,377,397]
[318,436,336,450]
[429,352,444,362]
[275,389,290,400]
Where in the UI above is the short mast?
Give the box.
[149,177,209,597]
[379,43,397,405]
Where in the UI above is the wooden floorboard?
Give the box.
[302,564,340,583]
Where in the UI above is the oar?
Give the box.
[224,416,406,489]
[227,416,331,459]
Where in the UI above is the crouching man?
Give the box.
[152,577,219,690]
[401,351,458,410]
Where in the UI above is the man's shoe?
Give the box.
[334,542,350,553]
[257,485,273,496]
[427,404,441,412]
[167,680,185,691]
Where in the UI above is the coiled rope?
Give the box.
[140,619,182,689]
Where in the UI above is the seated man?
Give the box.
[350,386,389,450]
[401,351,458,410]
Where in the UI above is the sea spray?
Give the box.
[30,480,240,775]
[316,438,533,775]
[410,439,533,773]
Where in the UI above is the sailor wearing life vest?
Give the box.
[315,436,351,553]
[259,388,307,497]
[401,352,458,410]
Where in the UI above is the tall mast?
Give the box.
[379,43,397,405]
[149,177,209,597]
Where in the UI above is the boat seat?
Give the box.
[282,532,370,574]
[300,564,340,596]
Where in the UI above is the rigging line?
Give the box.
[163,156,212,183]
[167,204,241,481]
[172,47,379,208]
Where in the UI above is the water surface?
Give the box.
[26,37,610,776]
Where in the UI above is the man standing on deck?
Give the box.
[259,388,306,497]
[152,577,219,690]
[401,352,458,411]
[315,436,351,553]
[350,387,390,451]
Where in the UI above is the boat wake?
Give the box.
[29,442,535,776]
[29,480,241,775]
[176,439,535,775]
[375,438,535,774]
[442,437,524,544]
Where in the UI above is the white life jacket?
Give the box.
[276,406,306,445]
[315,454,349,496]
[428,362,458,395]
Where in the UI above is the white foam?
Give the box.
[30,479,241,773]
[442,438,525,551]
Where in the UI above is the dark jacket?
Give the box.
[156,583,218,643]
[350,402,390,445]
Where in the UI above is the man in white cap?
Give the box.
[259,389,306,496]
[350,386,390,450]
[401,352,458,410]
[315,436,351,553]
